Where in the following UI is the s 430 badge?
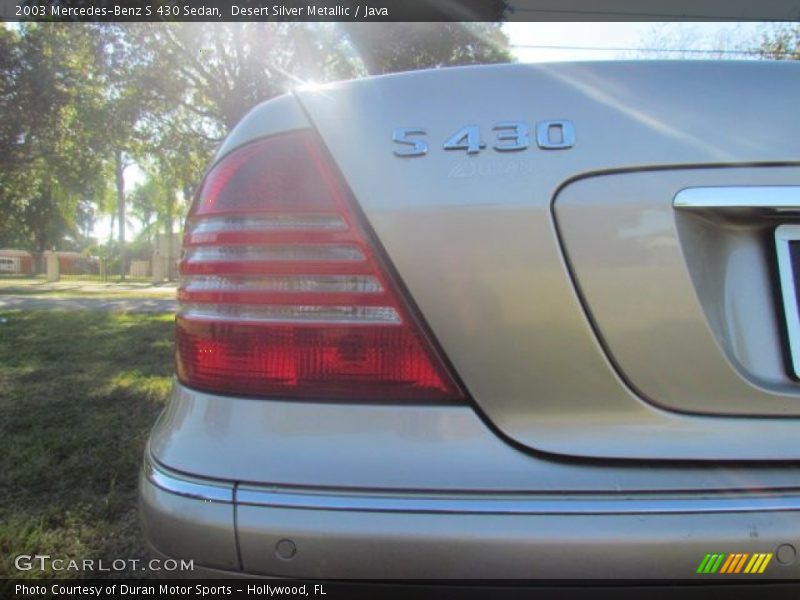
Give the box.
[392,120,575,157]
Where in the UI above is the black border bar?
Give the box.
[3,0,800,22]
[4,579,800,600]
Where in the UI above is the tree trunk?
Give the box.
[165,187,175,281]
[36,180,52,274]
[108,212,116,246]
[37,239,47,276]
[115,148,126,280]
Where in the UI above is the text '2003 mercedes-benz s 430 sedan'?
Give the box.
[140,60,800,580]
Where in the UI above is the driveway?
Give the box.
[0,295,178,313]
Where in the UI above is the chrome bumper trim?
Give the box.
[236,488,800,515]
[145,456,233,503]
[147,456,800,515]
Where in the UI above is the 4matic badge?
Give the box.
[392,120,575,157]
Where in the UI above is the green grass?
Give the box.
[0,310,174,579]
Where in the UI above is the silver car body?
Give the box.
[141,61,800,579]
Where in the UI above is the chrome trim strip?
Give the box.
[674,186,800,210]
[235,488,800,515]
[188,214,347,233]
[145,458,233,503]
[145,459,800,514]
[775,224,800,379]
[179,304,401,325]
[184,244,365,263]
[181,274,384,294]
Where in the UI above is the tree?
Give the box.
[0,27,24,172]
[129,175,165,244]
[2,22,514,262]
[131,23,360,136]
[88,24,168,279]
[0,24,106,259]
[341,23,512,75]
[129,160,191,281]
[756,24,800,60]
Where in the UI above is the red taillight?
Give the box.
[177,130,464,402]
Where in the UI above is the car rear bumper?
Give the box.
[140,454,800,580]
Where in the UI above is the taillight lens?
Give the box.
[177,130,464,402]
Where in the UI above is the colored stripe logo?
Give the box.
[696,552,772,574]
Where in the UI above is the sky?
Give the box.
[92,21,772,241]
[505,22,768,63]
